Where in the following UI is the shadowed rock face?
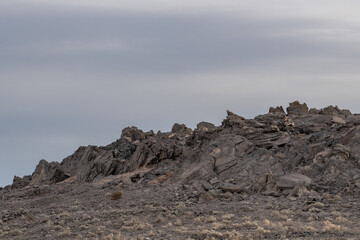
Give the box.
[30,159,69,186]
[9,101,360,197]
[3,101,360,240]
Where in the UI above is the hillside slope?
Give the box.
[1,101,360,239]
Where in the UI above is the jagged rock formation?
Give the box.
[3,101,360,240]
[9,101,360,197]
[29,159,69,185]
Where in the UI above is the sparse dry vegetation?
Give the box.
[107,191,123,200]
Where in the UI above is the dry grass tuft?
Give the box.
[311,202,324,208]
[241,220,258,228]
[334,193,342,201]
[174,219,182,226]
[205,215,217,223]
[222,213,234,220]
[108,191,123,200]
[56,227,71,238]
[255,226,270,236]
[263,219,283,230]
[212,222,226,230]
[224,230,243,239]
[200,229,223,238]
[323,220,347,232]
[26,215,35,222]
[301,225,317,232]
[334,216,348,224]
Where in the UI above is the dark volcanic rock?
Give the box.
[320,105,351,116]
[30,159,69,185]
[171,123,191,134]
[269,106,285,114]
[11,175,31,189]
[286,100,309,116]
[196,121,216,131]
[10,101,360,198]
[121,126,145,141]
[222,110,246,128]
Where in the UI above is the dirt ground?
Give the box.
[1,179,359,240]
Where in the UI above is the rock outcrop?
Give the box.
[286,101,308,115]
[11,175,31,189]
[30,159,69,185]
[10,101,360,198]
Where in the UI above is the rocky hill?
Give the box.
[1,101,360,239]
[9,101,360,196]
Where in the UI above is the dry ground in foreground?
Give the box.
[1,181,360,240]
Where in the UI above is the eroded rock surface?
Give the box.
[8,101,360,198]
[2,101,360,239]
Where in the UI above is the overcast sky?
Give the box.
[1,0,360,186]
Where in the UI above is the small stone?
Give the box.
[202,181,213,191]
[223,192,233,199]
[210,177,220,185]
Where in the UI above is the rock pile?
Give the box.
[9,101,360,198]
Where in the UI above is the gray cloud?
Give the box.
[2,4,360,186]
[1,10,359,76]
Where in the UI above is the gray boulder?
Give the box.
[277,173,311,189]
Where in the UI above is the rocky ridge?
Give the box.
[8,101,360,198]
[2,101,360,240]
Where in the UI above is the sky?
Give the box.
[1,0,360,186]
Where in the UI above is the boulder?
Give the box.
[277,173,311,189]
